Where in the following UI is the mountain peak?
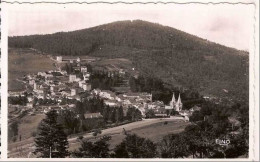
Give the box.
[8,20,248,102]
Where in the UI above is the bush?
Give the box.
[171,110,179,116]
[114,134,157,158]
[93,129,102,137]
[93,132,98,137]
[8,121,19,140]
[31,131,37,137]
[77,135,84,140]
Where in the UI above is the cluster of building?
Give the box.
[92,89,152,115]
[9,56,200,121]
[13,57,92,112]
[91,88,196,120]
[91,89,200,121]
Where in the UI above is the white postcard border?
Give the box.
[1,0,259,161]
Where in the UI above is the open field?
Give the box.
[91,58,132,70]
[18,114,46,141]
[69,118,189,151]
[9,114,45,146]
[90,58,139,76]
[107,119,189,151]
[8,113,45,158]
[8,48,56,91]
[8,118,188,158]
[127,119,188,141]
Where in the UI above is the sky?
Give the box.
[7,3,255,51]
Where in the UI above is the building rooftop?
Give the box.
[84,112,103,119]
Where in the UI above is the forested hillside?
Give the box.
[9,20,249,102]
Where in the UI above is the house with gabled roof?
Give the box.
[84,112,103,119]
[99,90,116,100]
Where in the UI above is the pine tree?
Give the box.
[115,108,119,123]
[71,136,111,158]
[110,108,116,123]
[118,106,124,122]
[102,106,109,122]
[115,134,157,158]
[33,110,69,158]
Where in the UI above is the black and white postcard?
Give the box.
[0,0,259,161]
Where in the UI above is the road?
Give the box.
[69,117,182,141]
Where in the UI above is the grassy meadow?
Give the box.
[8,48,56,91]
[69,119,189,152]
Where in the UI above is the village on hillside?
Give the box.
[9,55,201,123]
[8,49,245,159]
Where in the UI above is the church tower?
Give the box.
[170,92,176,109]
[175,93,183,111]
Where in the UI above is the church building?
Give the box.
[168,92,183,111]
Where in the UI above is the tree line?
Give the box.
[89,70,124,90]
[56,96,142,135]
[9,95,28,105]
[34,101,248,158]
[34,110,156,158]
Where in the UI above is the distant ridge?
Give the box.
[8,20,249,102]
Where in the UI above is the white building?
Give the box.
[27,96,34,102]
[79,80,85,88]
[83,72,91,77]
[123,99,132,106]
[83,75,89,81]
[82,83,91,91]
[119,69,125,75]
[71,89,77,96]
[45,73,53,80]
[115,95,125,102]
[92,89,101,95]
[34,83,40,90]
[75,77,82,82]
[29,79,35,86]
[56,56,63,62]
[38,72,46,77]
[37,93,45,99]
[84,112,103,119]
[27,102,34,108]
[83,72,91,81]
[81,66,88,73]
[99,90,116,100]
[104,100,118,106]
[69,74,77,82]
[165,105,172,110]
